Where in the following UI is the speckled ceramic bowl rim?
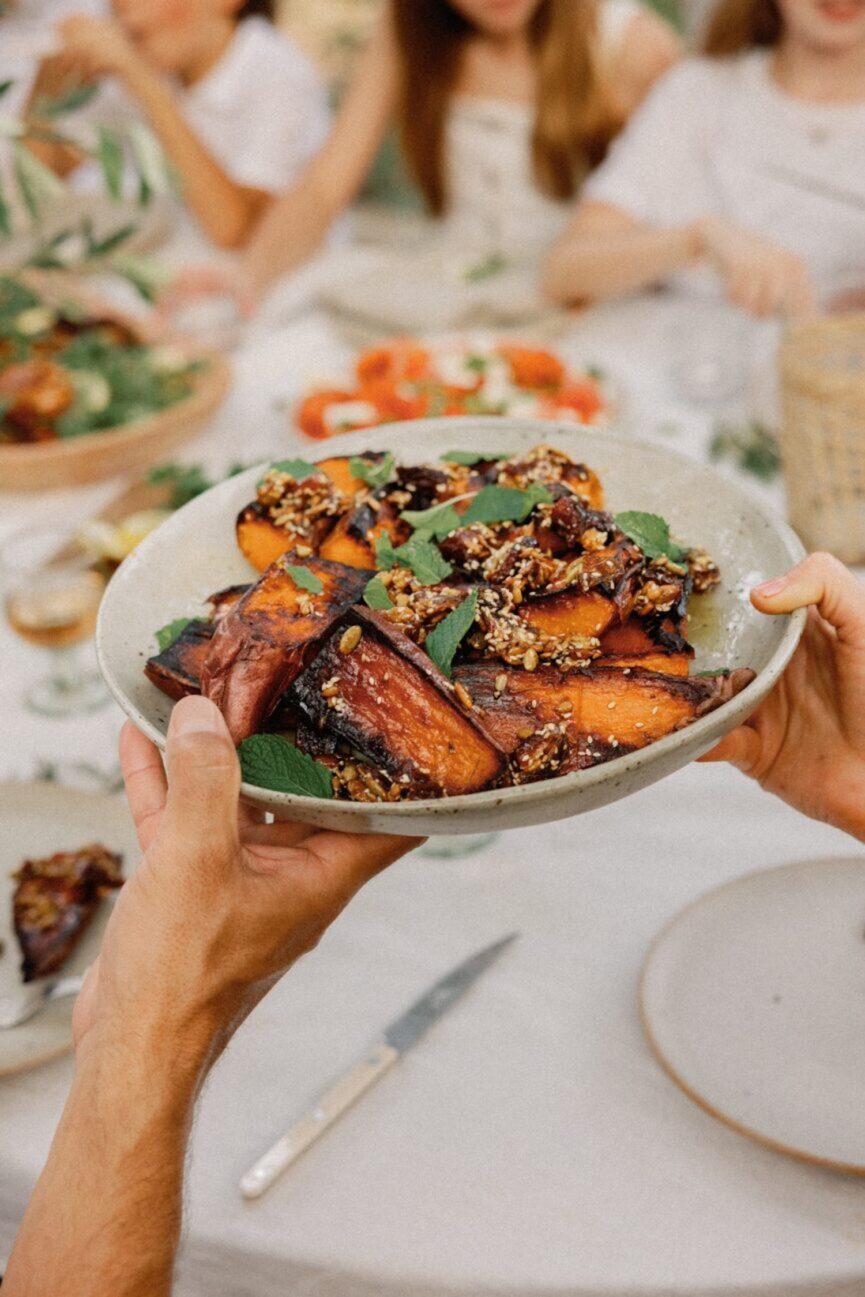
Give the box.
[96,418,807,823]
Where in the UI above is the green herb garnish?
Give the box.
[284,565,323,595]
[462,483,552,526]
[238,734,333,799]
[392,536,453,586]
[400,500,462,541]
[425,591,479,678]
[614,511,685,563]
[375,532,397,570]
[269,458,317,480]
[349,452,394,489]
[155,618,192,652]
[363,576,394,610]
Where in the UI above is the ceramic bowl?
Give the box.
[96,418,806,835]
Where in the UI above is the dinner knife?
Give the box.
[239,932,518,1199]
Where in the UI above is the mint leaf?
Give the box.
[695,669,729,678]
[615,511,685,563]
[375,532,397,570]
[425,590,478,678]
[440,449,507,466]
[462,483,552,526]
[394,536,453,586]
[284,564,323,594]
[400,499,462,540]
[269,458,317,479]
[155,618,192,652]
[238,734,333,799]
[349,452,394,489]
[363,576,393,609]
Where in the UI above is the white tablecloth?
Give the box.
[5,285,862,1296]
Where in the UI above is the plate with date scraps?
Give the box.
[96,418,805,837]
[0,783,137,1077]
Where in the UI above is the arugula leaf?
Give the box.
[614,511,685,563]
[349,452,394,489]
[462,483,552,526]
[238,734,333,799]
[268,457,317,480]
[284,564,323,594]
[155,618,192,652]
[424,590,478,678]
[400,499,462,540]
[375,532,397,570]
[440,449,507,466]
[394,536,453,586]
[363,576,394,610]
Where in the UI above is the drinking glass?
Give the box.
[1,525,109,716]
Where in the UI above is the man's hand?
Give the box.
[701,553,865,841]
[74,695,416,1069]
[698,216,816,320]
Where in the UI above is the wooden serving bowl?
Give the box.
[0,273,231,491]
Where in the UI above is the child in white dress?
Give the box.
[544,0,865,316]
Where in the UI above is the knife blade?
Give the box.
[239,932,518,1199]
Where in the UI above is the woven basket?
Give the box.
[779,314,865,563]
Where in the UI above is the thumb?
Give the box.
[159,695,240,860]
[752,552,865,646]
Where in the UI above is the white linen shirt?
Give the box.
[584,51,865,301]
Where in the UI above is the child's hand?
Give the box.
[58,16,141,82]
[698,216,816,320]
[700,553,865,841]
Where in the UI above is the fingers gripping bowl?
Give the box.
[96,419,806,835]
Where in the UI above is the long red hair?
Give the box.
[703,0,783,54]
[390,0,622,215]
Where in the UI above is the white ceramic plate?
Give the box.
[96,417,806,836]
[640,858,865,1174]
[0,784,137,1078]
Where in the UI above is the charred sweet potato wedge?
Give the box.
[144,584,250,700]
[594,652,691,678]
[292,608,508,796]
[519,590,617,640]
[454,662,753,756]
[145,619,214,700]
[201,557,372,743]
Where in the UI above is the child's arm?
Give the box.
[57,15,271,249]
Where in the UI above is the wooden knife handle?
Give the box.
[239,1042,399,1199]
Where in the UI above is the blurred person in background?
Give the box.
[22,0,331,249]
[167,0,681,308]
[543,0,865,319]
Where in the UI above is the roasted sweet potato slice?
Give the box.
[145,619,214,701]
[292,608,508,796]
[454,662,753,756]
[599,614,691,658]
[519,590,616,640]
[201,556,372,743]
[316,454,377,496]
[594,652,691,678]
[318,498,409,569]
[236,502,306,573]
[144,585,250,700]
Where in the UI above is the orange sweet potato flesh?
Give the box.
[236,503,305,573]
[520,590,617,640]
[454,662,750,756]
[594,652,691,678]
[318,499,409,569]
[201,556,372,743]
[292,609,507,795]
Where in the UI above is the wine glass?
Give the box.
[1,525,109,717]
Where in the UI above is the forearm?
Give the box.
[240,171,344,296]
[543,221,703,304]
[3,1025,209,1297]
[122,62,266,248]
